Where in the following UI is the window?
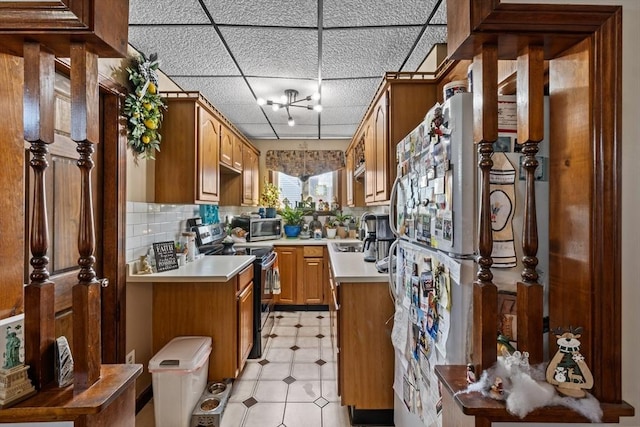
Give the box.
[275,171,337,208]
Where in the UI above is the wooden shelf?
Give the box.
[0,364,141,423]
[435,365,634,424]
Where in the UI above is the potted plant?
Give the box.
[259,181,281,218]
[325,217,337,239]
[333,211,352,239]
[280,205,304,238]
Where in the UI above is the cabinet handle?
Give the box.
[332,290,340,311]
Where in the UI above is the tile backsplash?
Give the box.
[126,202,200,263]
[126,203,382,263]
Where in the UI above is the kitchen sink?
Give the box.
[331,242,364,253]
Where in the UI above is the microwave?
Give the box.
[232,217,282,242]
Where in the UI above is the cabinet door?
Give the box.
[238,282,253,373]
[363,120,375,203]
[233,135,243,171]
[220,125,233,167]
[345,149,354,207]
[373,93,389,202]
[242,146,255,205]
[303,257,324,304]
[275,247,298,304]
[198,108,220,202]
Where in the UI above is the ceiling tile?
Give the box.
[323,0,439,27]
[220,27,318,79]
[321,106,367,125]
[320,124,358,139]
[171,76,256,105]
[237,123,278,139]
[321,78,381,108]
[402,26,447,72]
[202,0,317,26]
[273,124,319,139]
[322,27,421,79]
[214,104,271,126]
[129,0,210,25]
[430,1,447,25]
[128,26,238,76]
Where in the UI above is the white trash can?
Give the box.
[149,336,212,427]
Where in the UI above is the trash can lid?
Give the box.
[149,336,212,373]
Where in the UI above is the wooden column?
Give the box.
[23,42,56,390]
[515,45,544,364]
[472,44,498,373]
[70,42,101,391]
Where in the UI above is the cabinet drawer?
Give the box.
[237,265,253,293]
[303,246,323,257]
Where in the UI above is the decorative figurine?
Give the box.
[138,255,154,274]
[466,363,476,384]
[489,376,505,400]
[545,326,594,398]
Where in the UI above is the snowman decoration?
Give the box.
[545,326,594,398]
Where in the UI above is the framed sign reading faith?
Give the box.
[153,241,179,272]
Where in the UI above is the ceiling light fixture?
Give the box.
[257,89,322,126]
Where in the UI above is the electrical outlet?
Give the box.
[126,349,135,365]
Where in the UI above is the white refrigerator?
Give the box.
[388,93,549,427]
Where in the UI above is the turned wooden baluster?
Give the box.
[70,42,102,390]
[515,45,545,364]
[472,44,499,373]
[23,42,56,390]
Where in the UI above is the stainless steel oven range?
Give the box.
[187,218,276,358]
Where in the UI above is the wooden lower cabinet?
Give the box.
[238,280,253,372]
[275,245,328,306]
[336,280,394,409]
[152,265,254,380]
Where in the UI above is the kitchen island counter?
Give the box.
[326,240,389,283]
[126,255,255,283]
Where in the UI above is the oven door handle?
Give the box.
[262,251,278,270]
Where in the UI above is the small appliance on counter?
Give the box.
[363,214,377,262]
[231,216,282,242]
[375,213,394,262]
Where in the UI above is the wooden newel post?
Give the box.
[70,42,102,391]
[472,44,499,374]
[23,42,56,390]
[515,45,544,364]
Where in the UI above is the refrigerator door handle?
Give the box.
[387,239,400,304]
[388,174,403,237]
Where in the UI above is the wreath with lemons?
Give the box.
[123,52,167,160]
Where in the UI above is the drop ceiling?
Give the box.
[127,0,447,140]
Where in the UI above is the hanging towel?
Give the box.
[272,258,281,295]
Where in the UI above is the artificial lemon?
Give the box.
[141,135,151,144]
[144,119,157,130]
[148,82,157,94]
[133,112,140,118]
[143,102,153,111]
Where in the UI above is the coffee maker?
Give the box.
[375,214,394,263]
[362,214,377,262]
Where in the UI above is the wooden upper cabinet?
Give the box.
[233,135,243,171]
[373,93,389,202]
[242,145,259,205]
[363,121,375,203]
[155,92,220,204]
[198,107,220,202]
[220,127,234,168]
[353,73,438,206]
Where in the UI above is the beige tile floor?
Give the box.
[136,310,358,427]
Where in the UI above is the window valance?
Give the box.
[265,150,345,180]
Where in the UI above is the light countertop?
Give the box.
[234,236,362,247]
[126,255,255,283]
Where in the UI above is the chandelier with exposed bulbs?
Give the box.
[257,89,322,126]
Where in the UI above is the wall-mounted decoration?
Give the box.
[123,52,167,160]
